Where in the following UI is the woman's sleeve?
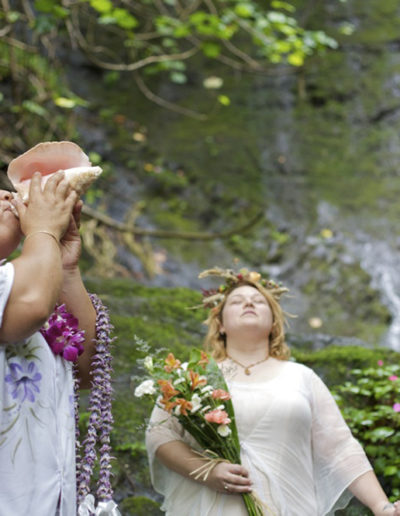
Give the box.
[0,263,14,328]
[145,403,199,495]
[310,369,372,515]
[145,403,187,458]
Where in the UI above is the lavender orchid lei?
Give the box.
[41,294,119,516]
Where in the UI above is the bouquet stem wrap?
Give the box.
[189,450,272,516]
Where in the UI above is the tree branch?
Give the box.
[81,205,264,241]
[134,72,208,120]
[79,39,199,72]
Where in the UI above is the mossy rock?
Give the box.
[119,495,162,516]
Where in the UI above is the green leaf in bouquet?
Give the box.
[204,356,240,448]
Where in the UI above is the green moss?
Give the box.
[120,495,161,516]
[292,345,399,386]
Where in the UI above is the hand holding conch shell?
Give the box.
[7,140,102,203]
[13,171,78,242]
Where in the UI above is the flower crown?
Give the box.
[197,267,288,309]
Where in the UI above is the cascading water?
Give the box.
[356,238,400,351]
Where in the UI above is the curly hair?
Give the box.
[203,281,290,362]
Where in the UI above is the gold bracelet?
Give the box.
[24,230,60,246]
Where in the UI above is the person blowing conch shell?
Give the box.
[7,140,102,203]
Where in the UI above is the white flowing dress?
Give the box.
[146,358,372,516]
[0,263,76,516]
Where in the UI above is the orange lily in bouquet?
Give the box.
[134,347,265,516]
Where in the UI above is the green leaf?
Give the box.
[103,71,120,85]
[202,42,221,58]
[53,6,69,18]
[170,72,187,84]
[173,24,191,38]
[6,11,21,23]
[167,60,186,71]
[339,22,355,36]
[34,0,56,13]
[366,427,395,442]
[275,40,292,53]
[271,1,296,12]
[89,152,102,165]
[112,8,138,30]
[189,12,221,36]
[89,0,113,14]
[22,100,47,117]
[384,466,398,476]
[287,52,304,66]
[217,95,231,106]
[360,419,373,426]
[55,95,89,108]
[234,3,254,18]
[267,11,290,24]
[98,15,115,25]
[162,38,177,49]
[34,0,68,18]
[54,97,76,109]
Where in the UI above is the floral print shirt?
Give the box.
[0,263,76,516]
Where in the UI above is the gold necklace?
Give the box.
[227,354,269,375]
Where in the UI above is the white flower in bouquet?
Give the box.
[134,379,156,397]
[176,362,189,376]
[143,356,153,372]
[217,424,232,437]
[190,393,202,413]
[200,385,214,395]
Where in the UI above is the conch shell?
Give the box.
[7,141,102,202]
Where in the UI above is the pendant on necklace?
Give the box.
[244,368,251,375]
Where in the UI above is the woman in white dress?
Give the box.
[146,268,400,516]
[0,172,96,516]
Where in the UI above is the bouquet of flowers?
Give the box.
[135,347,265,516]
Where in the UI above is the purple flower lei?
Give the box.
[41,294,116,511]
[76,293,115,506]
[40,304,85,362]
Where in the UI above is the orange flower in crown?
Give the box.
[195,266,288,309]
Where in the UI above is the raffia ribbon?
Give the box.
[189,449,228,481]
[188,450,275,516]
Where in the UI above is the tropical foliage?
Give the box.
[0,0,338,161]
[333,362,400,502]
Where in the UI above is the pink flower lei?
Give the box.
[41,294,117,513]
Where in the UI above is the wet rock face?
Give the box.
[68,0,400,347]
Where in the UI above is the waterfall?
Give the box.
[358,239,400,351]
